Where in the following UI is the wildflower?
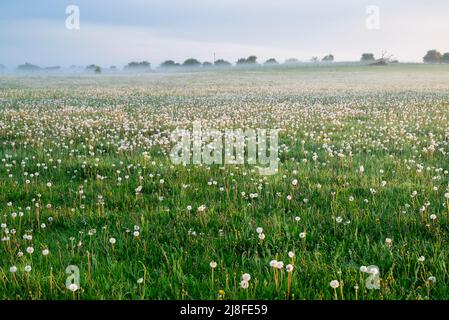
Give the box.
[26,247,34,254]
[269,260,278,268]
[109,238,116,245]
[336,217,343,223]
[428,276,436,284]
[299,232,306,239]
[329,280,339,289]
[360,266,368,273]
[288,251,295,258]
[42,249,50,256]
[9,266,17,273]
[385,238,392,245]
[210,261,217,269]
[24,265,32,272]
[68,283,79,292]
[241,273,251,282]
[256,227,263,234]
[240,280,249,289]
[133,231,140,237]
[418,256,425,262]
[430,214,437,220]
[286,264,294,272]
[292,179,298,186]
[137,278,144,284]
[258,233,265,240]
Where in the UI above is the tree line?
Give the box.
[5,50,449,73]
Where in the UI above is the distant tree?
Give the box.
[310,56,319,63]
[361,53,375,62]
[236,56,257,65]
[85,64,102,73]
[246,56,257,64]
[110,66,117,71]
[17,62,41,72]
[214,59,231,67]
[125,61,151,70]
[368,51,394,66]
[264,58,279,65]
[202,61,213,67]
[86,64,98,71]
[236,58,247,65]
[284,58,299,64]
[423,50,442,63]
[160,60,180,68]
[441,53,449,64]
[183,58,201,67]
[322,54,334,62]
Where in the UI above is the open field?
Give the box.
[0,64,449,300]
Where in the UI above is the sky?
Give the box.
[1,0,449,67]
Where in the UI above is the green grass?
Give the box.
[0,65,449,300]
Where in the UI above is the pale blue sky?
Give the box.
[1,0,448,67]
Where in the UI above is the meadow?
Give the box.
[0,64,448,300]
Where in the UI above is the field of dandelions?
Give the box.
[0,64,449,300]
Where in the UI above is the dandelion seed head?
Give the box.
[330,280,339,289]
